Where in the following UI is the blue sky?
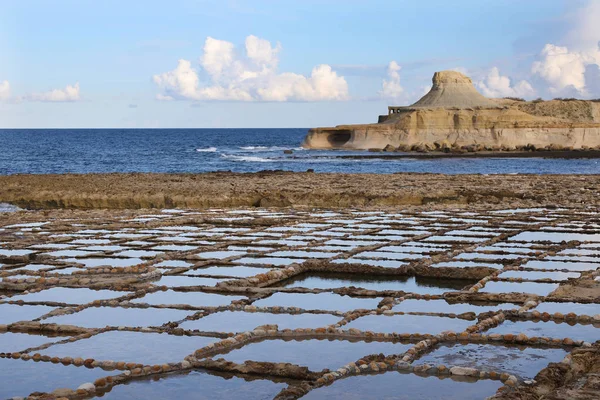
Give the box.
[1,0,598,128]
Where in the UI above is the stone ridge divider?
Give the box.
[0,328,188,399]
[179,324,535,400]
[1,207,599,398]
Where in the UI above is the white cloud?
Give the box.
[531,44,600,95]
[154,35,348,102]
[529,1,600,97]
[477,67,535,98]
[0,80,10,101]
[22,83,81,102]
[564,0,600,51]
[379,61,403,99]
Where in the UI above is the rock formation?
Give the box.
[302,71,600,151]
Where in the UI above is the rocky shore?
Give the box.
[1,172,600,210]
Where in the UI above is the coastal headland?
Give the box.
[303,71,600,152]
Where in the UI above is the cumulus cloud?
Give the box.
[153,35,348,102]
[564,0,600,51]
[531,44,599,95]
[22,83,81,102]
[379,61,403,99]
[530,1,600,97]
[477,67,535,98]
[0,80,10,101]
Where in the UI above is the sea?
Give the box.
[1,128,599,175]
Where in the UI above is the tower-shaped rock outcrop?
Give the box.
[410,71,499,109]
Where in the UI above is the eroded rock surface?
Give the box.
[304,71,600,151]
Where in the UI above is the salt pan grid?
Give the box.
[1,206,599,399]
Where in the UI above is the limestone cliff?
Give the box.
[303,71,600,151]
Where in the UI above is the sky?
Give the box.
[1,0,599,128]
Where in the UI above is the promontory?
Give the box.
[302,71,600,152]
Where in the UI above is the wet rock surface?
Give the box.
[0,205,599,399]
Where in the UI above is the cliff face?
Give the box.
[303,71,600,151]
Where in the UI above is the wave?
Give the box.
[196,147,217,152]
[220,154,273,162]
[239,146,269,150]
[239,145,304,151]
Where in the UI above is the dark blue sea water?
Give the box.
[1,129,599,175]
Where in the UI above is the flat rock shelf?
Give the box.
[1,205,600,399]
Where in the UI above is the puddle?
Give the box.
[0,249,35,257]
[392,299,518,314]
[446,230,497,237]
[17,263,58,272]
[302,370,502,399]
[221,338,411,371]
[476,246,541,254]
[43,306,194,328]
[509,232,600,242]
[30,243,75,250]
[498,270,580,281]
[227,246,274,252]
[186,265,273,278]
[151,244,198,252]
[41,331,219,364]
[65,257,144,268]
[275,273,476,294]
[403,242,452,248]
[179,311,340,333]
[236,257,301,266]
[45,250,99,258]
[48,266,86,275]
[326,239,382,247]
[102,369,288,400]
[379,229,430,236]
[132,290,246,307]
[424,236,488,243]
[547,255,600,264]
[268,250,337,259]
[253,292,382,312]
[114,250,162,259]
[10,287,129,304]
[155,260,194,268]
[522,260,599,272]
[0,332,67,353]
[377,246,442,254]
[488,320,600,342]
[0,358,112,400]
[417,343,567,379]
[430,261,503,270]
[123,241,155,246]
[5,222,48,228]
[256,239,310,247]
[0,203,21,213]
[533,302,600,316]
[152,275,226,287]
[77,245,128,252]
[354,251,424,261]
[344,314,473,335]
[0,303,56,324]
[479,281,559,296]
[351,235,406,241]
[334,258,405,269]
[454,253,524,261]
[71,239,112,245]
[195,251,247,260]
